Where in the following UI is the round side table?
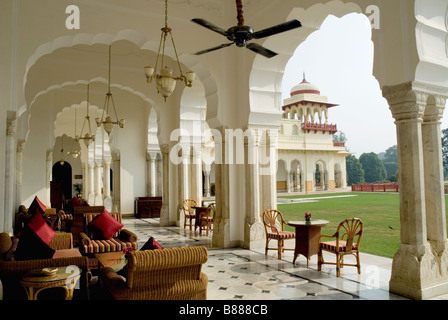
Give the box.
[20,266,81,300]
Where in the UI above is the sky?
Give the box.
[282,13,448,157]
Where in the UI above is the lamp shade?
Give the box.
[156,67,177,99]
[186,71,196,84]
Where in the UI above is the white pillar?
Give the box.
[244,128,264,249]
[112,151,121,212]
[94,160,102,205]
[103,156,112,211]
[192,146,202,204]
[147,151,157,197]
[383,82,448,300]
[203,164,211,197]
[45,150,52,206]
[160,144,170,226]
[4,111,17,234]
[15,140,25,209]
[87,162,95,205]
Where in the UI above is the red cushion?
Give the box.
[89,209,123,239]
[27,212,55,245]
[71,197,83,207]
[28,196,47,216]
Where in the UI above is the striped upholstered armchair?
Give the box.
[79,212,138,255]
[100,246,208,300]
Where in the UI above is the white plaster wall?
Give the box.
[113,93,148,215]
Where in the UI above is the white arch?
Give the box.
[22,29,221,128]
[249,1,364,128]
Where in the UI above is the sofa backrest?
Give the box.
[126,246,208,289]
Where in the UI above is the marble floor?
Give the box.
[122,217,409,301]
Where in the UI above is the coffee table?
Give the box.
[95,251,127,272]
[288,219,329,266]
[20,266,81,300]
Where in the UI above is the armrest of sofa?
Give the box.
[100,267,128,292]
[118,229,137,243]
[49,232,74,250]
[79,232,92,250]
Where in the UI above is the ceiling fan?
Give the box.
[191,0,302,58]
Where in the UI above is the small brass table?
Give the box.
[288,220,329,267]
[20,266,81,300]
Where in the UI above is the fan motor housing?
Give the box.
[227,25,254,47]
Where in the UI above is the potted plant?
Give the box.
[74,183,83,200]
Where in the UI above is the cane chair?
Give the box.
[199,203,215,236]
[318,218,363,277]
[262,209,295,259]
[182,199,197,230]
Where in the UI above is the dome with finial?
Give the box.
[290,73,320,97]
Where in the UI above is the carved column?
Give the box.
[383,82,448,300]
[203,164,211,197]
[4,111,17,234]
[111,151,121,212]
[191,146,203,205]
[15,140,25,209]
[160,144,170,226]
[147,151,157,197]
[94,160,103,205]
[244,128,264,249]
[178,145,190,226]
[103,156,112,211]
[422,94,448,279]
[45,150,52,206]
[212,127,231,248]
[260,129,278,212]
[87,161,95,205]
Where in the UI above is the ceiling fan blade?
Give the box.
[253,19,302,39]
[246,43,278,58]
[191,18,229,37]
[194,43,234,55]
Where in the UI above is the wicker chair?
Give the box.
[199,203,215,236]
[100,246,209,300]
[262,209,296,259]
[0,233,89,300]
[318,218,363,277]
[182,199,197,230]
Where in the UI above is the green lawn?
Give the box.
[277,192,447,259]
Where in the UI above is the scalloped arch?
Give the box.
[22,29,221,127]
[248,1,363,128]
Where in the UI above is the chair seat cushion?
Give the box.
[321,240,358,252]
[267,231,295,240]
[83,238,138,254]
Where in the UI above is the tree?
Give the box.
[346,155,364,186]
[381,145,398,180]
[442,129,448,178]
[359,152,387,183]
[383,145,398,163]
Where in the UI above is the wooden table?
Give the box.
[288,219,329,267]
[20,266,81,300]
[95,251,127,272]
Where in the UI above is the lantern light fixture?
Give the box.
[144,0,195,102]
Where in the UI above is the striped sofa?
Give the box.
[100,246,208,300]
[79,212,138,255]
